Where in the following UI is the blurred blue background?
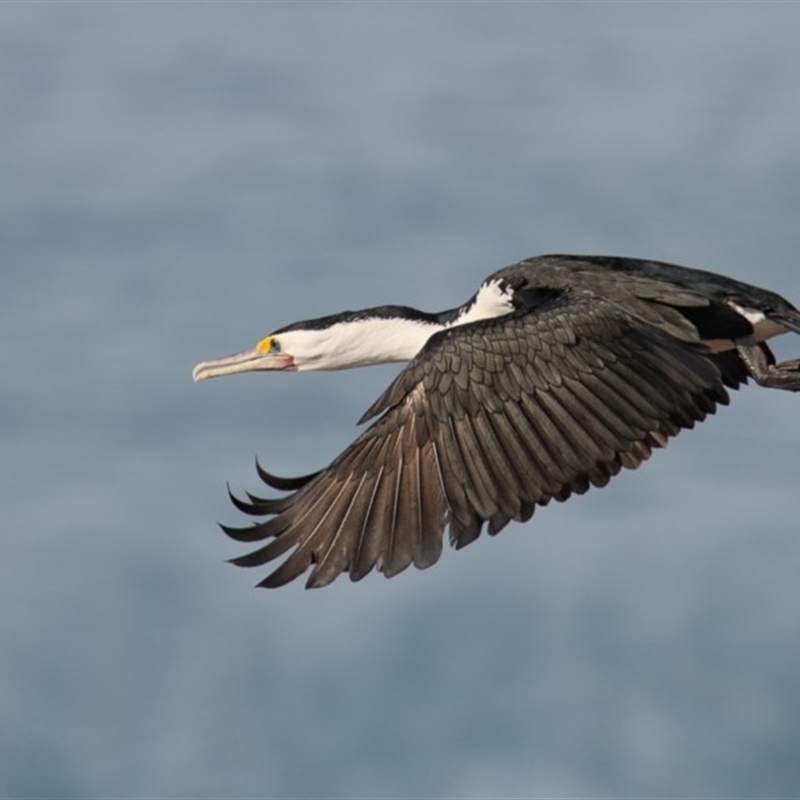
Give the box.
[3,3,800,797]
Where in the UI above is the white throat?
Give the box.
[280,317,442,371]
[282,279,517,371]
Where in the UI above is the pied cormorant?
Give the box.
[193,254,800,589]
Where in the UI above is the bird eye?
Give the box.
[256,336,281,354]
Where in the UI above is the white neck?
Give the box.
[282,279,516,371]
[281,316,444,371]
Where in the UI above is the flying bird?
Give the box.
[193,254,800,589]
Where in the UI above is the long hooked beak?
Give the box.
[192,347,296,382]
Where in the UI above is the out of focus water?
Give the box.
[3,3,800,797]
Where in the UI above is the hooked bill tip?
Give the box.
[192,363,209,382]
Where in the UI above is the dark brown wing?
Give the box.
[224,292,730,589]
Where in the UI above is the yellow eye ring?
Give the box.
[256,336,281,354]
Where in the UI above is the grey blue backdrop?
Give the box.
[3,3,800,798]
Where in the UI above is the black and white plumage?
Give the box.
[193,254,800,589]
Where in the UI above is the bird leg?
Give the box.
[735,338,800,391]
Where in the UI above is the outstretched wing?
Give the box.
[223,292,730,589]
